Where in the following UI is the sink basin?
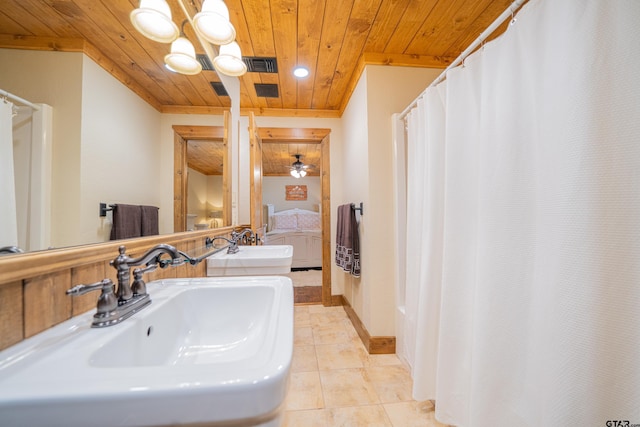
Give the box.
[0,276,293,427]
[207,244,293,276]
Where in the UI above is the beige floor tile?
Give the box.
[311,313,347,329]
[312,324,352,346]
[319,369,380,408]
[292,345,319,373]
[286,371,325,411]
[383,401,447,427]
[308,305,344,315]
[315,342,367,371]
[327,405,393,427]
[364,365,414,403]
[295,326,315,346]
[295,306,312,327]
[282,409,330,427]
[363,353,404,367]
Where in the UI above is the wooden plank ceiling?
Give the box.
[0,0,515,117]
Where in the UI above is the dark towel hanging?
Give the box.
[335,204,361,277]
[140,205,160,236]
[109,204,142,240]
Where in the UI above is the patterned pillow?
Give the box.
[273,214,297,230]
[297,213,320,229]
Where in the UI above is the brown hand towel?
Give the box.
[335,204,361,277]
[140,205,159,236]
[110,204,142,240]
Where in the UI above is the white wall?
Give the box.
[340,65,442,336]
[262,176,321,212]
[340,70,370,326]
[80,55,162,244]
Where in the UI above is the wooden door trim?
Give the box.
[173,121,231,231]
[257,127,333,306]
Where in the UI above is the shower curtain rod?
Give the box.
[399,0,528,120]
[0,88,41,111]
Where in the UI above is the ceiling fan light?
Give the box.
[130,0,179,43]
[193,0,236,45]
[299,170,307,177]
[213,41,247,76]
[290,170,300,178]
[164,37,202,75]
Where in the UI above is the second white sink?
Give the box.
[207,244,293,276]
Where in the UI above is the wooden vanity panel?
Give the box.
[24,271,73,338]
[0,281,23,350]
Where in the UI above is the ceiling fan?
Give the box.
[289,154,313,178]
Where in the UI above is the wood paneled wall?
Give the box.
[0,228,234,351]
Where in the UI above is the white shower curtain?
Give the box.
[0,99,18,247]
[404,0,640,426]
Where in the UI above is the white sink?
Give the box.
[0,276,293,427]
[207,245,293,276]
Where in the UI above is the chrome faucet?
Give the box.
[110,244,185,302]
[207,236,239,254]
[66,244,186,328]
[231,228,256,245]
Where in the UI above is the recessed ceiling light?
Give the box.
[293,67,309,78]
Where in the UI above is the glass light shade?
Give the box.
[290,169,306,178]
[130,0,179,43]
[164,37,202,75]
[193,0,236,45]
[213,41,247,76]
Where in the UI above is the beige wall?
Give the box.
[80,55,162,244]
[340,65,442,336]
[262,176,321,212]
[340,70,370,328]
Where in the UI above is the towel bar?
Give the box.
[351,202,363,215]
[99,203,116,217]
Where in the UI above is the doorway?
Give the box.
[251,125,333,306]
[172,116,231,232]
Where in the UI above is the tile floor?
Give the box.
[283,304,449,427]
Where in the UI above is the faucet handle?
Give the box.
[66,279,118,316]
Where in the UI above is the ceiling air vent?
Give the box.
[196,54,214,71]
[254,83,279,98]
[210,81,229,96]
[243,57,278,73]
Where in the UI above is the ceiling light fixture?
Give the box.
[164,34,202,75]
[290,154,308,178]
[193,0,236,45]
[213,41,247,76]
[130,0,179,43]
[293,67,309,78]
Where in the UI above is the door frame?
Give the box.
[172,112,231,231]
[255,127,333,306]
